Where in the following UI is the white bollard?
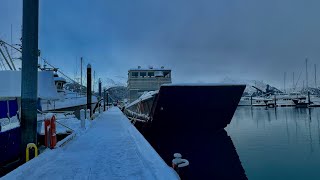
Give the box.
[100,106,103,113]
[86,109,90,120]
[80,109,85,129]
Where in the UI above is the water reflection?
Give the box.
[227,107,320,180]
[183,129,247,180]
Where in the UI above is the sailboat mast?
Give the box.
[315,64,317,88]
[81,57,83,94]
[293,72,295,90]
[284,72,286,93]
[306,57,308,90]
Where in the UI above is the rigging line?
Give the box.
[3,44,16,70]
[1,38,84,87]
[0,58,6,70]
[40,57,82,85]
[0,56,7,70]
[294,69,303,89]
[0,39,21,53]
[0,46,13,70]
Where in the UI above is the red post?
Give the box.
[44,115,57,149]
[50,115,57,148]
[44,119,50,147]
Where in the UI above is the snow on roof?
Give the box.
[0,70,59,100]
[54,76,66,82]
[129,67,171,71]
[162,83,246,87]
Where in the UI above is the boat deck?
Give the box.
[3,107,177,180]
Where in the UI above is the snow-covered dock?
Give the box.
[3,107,178,180]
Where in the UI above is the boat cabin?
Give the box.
[127,66,172,103]
[53,73,66,93]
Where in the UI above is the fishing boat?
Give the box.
[124,83,246,178]
[238,96,268,106]
[0,70,59,175]
[40,69,98,118]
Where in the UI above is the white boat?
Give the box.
[238,96,267,106]
[40,71,98,115]
[271,92,303,107]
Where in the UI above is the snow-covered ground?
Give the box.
[3,107,178,180]
[37,112,91,135]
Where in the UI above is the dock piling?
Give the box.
[87,64,92,117]
[80,109,85,129]
[103,88,106,111]
[98,79,102,113]
[86,109,90,120]
[106,93,109,110]
[20,0,39,161]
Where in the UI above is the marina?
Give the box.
[228,107,320,179]
[1,0,320,179]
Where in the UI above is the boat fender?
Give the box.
[172,153,189,170]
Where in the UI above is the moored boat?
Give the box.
[124,83,246,178]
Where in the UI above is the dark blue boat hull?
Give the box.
[0,127,21,167]
[134,84,246,179]
[0,99,21,174]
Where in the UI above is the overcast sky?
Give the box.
[1,0,320,88]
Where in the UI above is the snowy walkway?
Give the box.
[4,107,178,180]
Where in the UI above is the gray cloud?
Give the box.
[1,0,320,88]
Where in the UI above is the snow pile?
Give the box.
[0,115,20,132]
[3,107,178,180]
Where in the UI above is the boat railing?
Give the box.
[123,108,150,124]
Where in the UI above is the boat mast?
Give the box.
[81,57,83,94]
[284,72,286,93]
[315,64,317,88]
[306,57,308,90]
[293,72,295,90]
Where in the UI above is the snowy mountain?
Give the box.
[105,86,127,102]
[220,78,282,96]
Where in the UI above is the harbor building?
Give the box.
[127,66,172,102]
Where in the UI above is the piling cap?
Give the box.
[174,153,182,158]
[87,64,91,68]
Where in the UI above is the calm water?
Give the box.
[226,107,320,180]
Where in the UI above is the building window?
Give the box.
[131,72,138,77]
[163,71,171,78]
[140,72,147,77]
[148,72,154,77]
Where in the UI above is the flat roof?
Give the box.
[129,68,171,71]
